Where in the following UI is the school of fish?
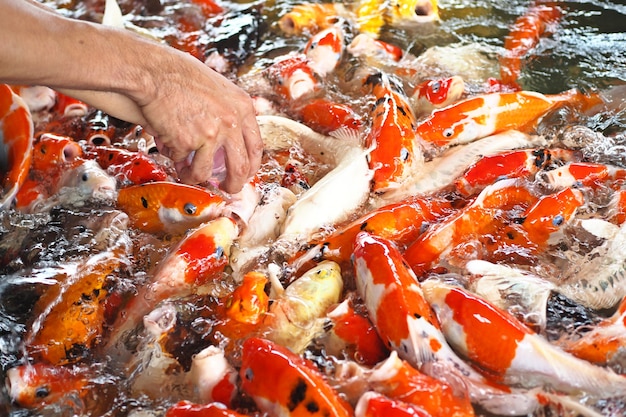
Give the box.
[1,0,626,416]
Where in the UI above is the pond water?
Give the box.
[1,0,626,416]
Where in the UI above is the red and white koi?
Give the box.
[364,72,424,193]
[421,279,626,397]
[304,26,345,77]
[105,217,238,355]
[538,161,626,189]
[355,391,431,417]
[87,145,168,186]
[264,54,321,103]
[166,401,249,417]
[298,98,363,136]
[411,76,465,116]
[52,91,89,118]
[116,181,226,235]
[500,4,562,87]
[0,83,33,209]
[348,33,404,64]
[239,337,354,417]
[188,345,238,406]
[260,260,343,354]
[415,89,603,148]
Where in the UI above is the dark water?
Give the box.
[2,0,626,416]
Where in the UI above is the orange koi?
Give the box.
[26,252,124,365]
[559,296,626,365]
[367,350,474,417]
[609,188,626,225]
[422,280,626,396]
[0,83,34,209]
[224,270,269,327]
[31,133,84,173]
[52,91,89,118]
[239,337,354,417]
[500,4,562,86]
[355,391,431,417]
[265,54,321,102]
[6,363,92,408]
[298,194,455,270]
[166,401,248,417]
[87,145,168,186]
[352,231,443,367]
[298,98,362,136]
[540,161,626,189]
[304,26,345,77]
[411,76,465,116]
[364,72,424,193]
[116,181,226,235]
[415,89,603,148]
[278,3,345,35]
[455,148,581,196]
[325,299,390,366]
[105,217,238,354]
[403,179,538,276]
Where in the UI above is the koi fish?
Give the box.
[367,350,474,417]
[455,147,581,196]
[278,3,347,35]
[500,4,562,86]
[87,145,168,186]
[264,54,320,102]
[415,89,603,148]
[105,217,238,356]
[239,337,354,417]
[188,345,238,406]
[166,401,248,417]
[539,161,626,189]
[32,133,84,173]
[323,298,390,366]
[355,391,431,417]
[11,85,57,113]
[26,251,126,365]
[0,83,34,209]
[348,33,404,64]
[410,76,465,116]
[52,91,89,118]
[356,0,439,38]
[609,188,626,225]
[260,260,343,354]
[364,72,424,193]
[6,363,93,408]
[116,181,226,235]
[304,26,345,77]
[224,270,269,326]
[421,280,626,397]
[298,98,363,136]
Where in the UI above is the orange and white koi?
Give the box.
[421,280,626,397]
[304,26,345,77]
[188,345,239,406]
[364,72,424,193]
[52,91,89,118]
[500,4,562,87]
[166,401,249,417]
[455,147,581,196]
[116,181,226,235]
[264,54,321,102]
[352,231,541,415]
[410,76,465,116]
[239,337,354,417]
[26,251,126,365]
[355,391,431,417]
[298,98,363,136]
[323,298,390,366]
[105,217,238,355]
[539,161,626,189]
[415,89,603,148]
[6,363,93,408]
[348,33,404,63]
[87,145,168,186]
[558,296,626,366]
[0,83,33,209]
[31,133,84,173]
[260,260,343,354]
[367,350,474,417]
[608,188,626,225]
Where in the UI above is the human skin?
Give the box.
[0,0,263,193]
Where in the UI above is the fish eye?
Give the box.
[552,215,564,226]
[244,367,254,381]
[430,80,441,93]
[35,386,50,398]
[184,203,197,215]
[82,172,89,182]
[443,128,454,138]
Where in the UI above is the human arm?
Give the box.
[0,0,263,193]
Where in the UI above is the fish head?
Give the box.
[304,26,344,76]
[6,364,88,408]
[391,0,440,23]
[265,55,319,102]
[33,133,84,172]
[57,159,117,202]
